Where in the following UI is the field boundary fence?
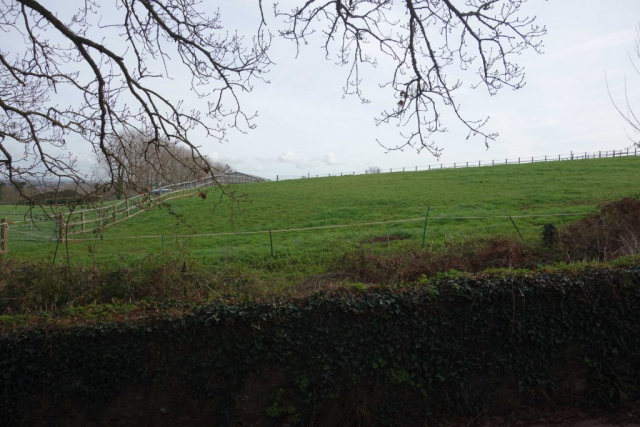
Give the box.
[0,172,267,253]
[60,211,588,240]
[1,146,632,254]
[0,210,592,258]
[274,147,640,181]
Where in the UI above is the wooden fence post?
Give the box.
[0,218,7,254]
[58,213,65,242]
[113,205,118,224]
[81,211,86,233]
[126,199,130,217]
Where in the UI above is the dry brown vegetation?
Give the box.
[557,196,640,262]
[340,196,640,285]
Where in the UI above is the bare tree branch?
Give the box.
[607,24,640,148]
[0,0,546,205]
[0,0,271,201]
[275,0,545,156]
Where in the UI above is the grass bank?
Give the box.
[1,156,639,286]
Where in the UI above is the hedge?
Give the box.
[2,266,640,426]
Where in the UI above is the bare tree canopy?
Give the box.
[274,0,545,154]
[608,24,640,148]
[95,131,232,195]
[0,0,270,198]
[0,0,545,198]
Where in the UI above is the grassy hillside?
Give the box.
[3,157,639,284]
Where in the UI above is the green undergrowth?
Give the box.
[1,255,638,329]
[1,265,640,425]
[2,191,639,316]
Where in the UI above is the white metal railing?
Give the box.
[2,172,267,243]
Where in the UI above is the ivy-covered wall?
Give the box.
[2,267,640,426]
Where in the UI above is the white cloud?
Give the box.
[278,150,301,163]
[207,151,245,166]
[322,152,338,165]
[275,150,317,169]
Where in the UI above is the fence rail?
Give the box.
[274,148,640,181]
[0,148,635,254]
[0,172,267,252]
[0,210,593,261]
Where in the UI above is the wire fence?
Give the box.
[0,209,592,260]
[57,211,588,241]
[274,147,640,181]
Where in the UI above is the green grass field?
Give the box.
[2,156,639,285]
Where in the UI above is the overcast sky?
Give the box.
[202,0,640,180]
[5,1,640,181]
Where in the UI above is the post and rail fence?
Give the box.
[0,172,267,252]
[273,147,639,181]
[0,148,638,254]
[0,218,7,254]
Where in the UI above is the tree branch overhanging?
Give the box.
[607,24,640,148]
[275,0,545,156]
[0,0,545,204]
[0,0,272,201]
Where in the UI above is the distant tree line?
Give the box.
[94,132,233,198]
[0,131,234,203]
